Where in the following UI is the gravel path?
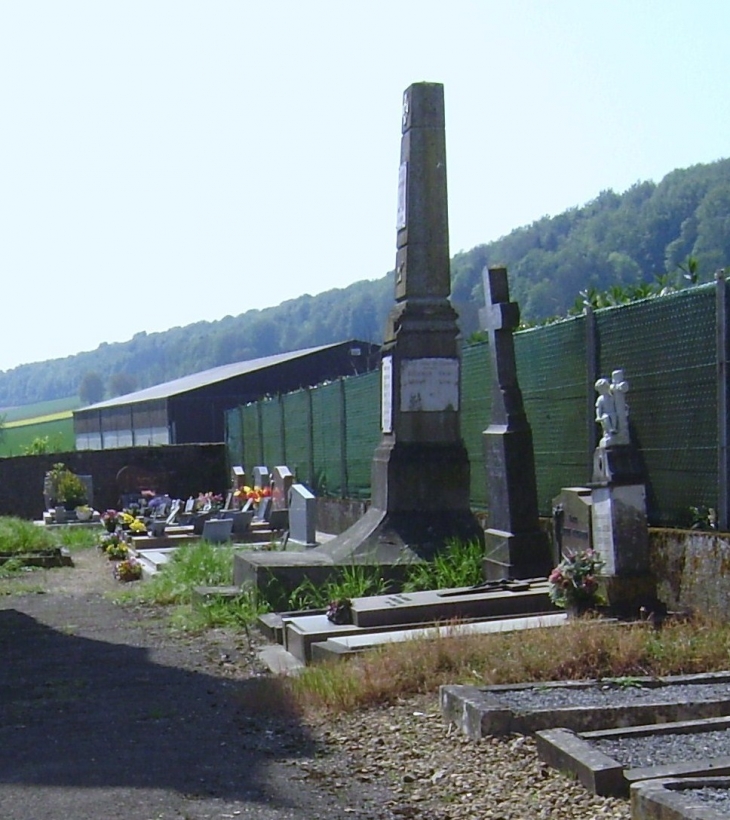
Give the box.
[0,549,631,820]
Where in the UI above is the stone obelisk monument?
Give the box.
[480,266,552,580]
[233,82,482,598]
[359,82,482,557]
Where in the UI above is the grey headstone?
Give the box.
[252,466,270,490]
[272,466,294,511]
[288,483,317,546]
[201,517,233,544]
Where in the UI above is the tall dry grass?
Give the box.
[287,615,730,715]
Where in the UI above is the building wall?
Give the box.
[0,444,227,520]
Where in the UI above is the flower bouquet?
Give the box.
[101,509,120,534]
[129,518,147,534]
[115,558,143,582]
[548,549,605,613]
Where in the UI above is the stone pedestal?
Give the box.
[590,419,656,615]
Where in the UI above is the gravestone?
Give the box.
[480,266,551,580]
[230,465,246,490]
[590,370,655,614]
[271,466,293,512]
[288,483,317,546]
[252,466,270,490]
[552,487,593,565]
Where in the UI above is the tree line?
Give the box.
[1,157,729,409]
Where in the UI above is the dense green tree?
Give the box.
[2,157,730,408]
[109,372,137,397]
[78,372,104,405]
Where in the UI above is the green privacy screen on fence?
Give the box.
[226,282,720,526]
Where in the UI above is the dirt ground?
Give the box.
[0,549,393,820]
[0,549,632,820]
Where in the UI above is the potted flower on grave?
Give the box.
[326,598,353,625]
[128,518,147,535]
[47,463,88,511]
[548,549,605,616]
[75,504,93,522]
[105,541,129,561]
[101,510,119,533]
[115,557,143,582]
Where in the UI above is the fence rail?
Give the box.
[226,280,725,527]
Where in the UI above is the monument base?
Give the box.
[482,527,552,581]
[600,573,659,619]
[235,504,485,609]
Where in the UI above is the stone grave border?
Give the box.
[535,716,730,797]
[632,776,730,820]
[440,672,730,739]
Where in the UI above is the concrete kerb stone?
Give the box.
[632,777,730,820]
[536,717,730,798]
[535,726,625,797]
[440,672,730,739]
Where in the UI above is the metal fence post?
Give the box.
[339,378,348,498]
[717,272,730,530]
[585,307,599,477]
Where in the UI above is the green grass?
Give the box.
[402,538,484,592]
[0,396,80,423]
[0,517,58,554]
[117,541,269,631]
[0,417,75,457]
[286,564,392,611]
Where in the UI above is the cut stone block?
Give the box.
[536,716,730,797]
[632,777,730,820]
[441,672,730,739]
[351,580,552,628]
[191,585,241,609]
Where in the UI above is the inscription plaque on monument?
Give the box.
[400,358,459,412]
[381,356,393,433]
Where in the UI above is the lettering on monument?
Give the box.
[396,162,407,232]
[400,358,459,412]
[591,490,617,575]
[381,356,393,433]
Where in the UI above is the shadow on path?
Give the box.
[0,601,334,819]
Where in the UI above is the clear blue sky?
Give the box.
[1,0,728,372]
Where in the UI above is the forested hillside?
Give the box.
[2,157,729,408]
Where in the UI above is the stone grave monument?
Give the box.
[288,483,317,546]
[480,266,552,580]
[235,82,483,599]
[252,466,270,490]
[590,369,656,614]
[268,465,292,530]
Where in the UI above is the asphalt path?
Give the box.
[0,553,387,820]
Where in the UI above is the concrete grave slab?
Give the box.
[536,716,730,797]
[284,610,565,665]
[440,672,730,740]
[310,612,567,663]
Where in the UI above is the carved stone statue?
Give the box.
[595,368,630,448]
